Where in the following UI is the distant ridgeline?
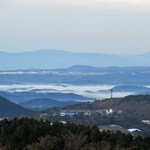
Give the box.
[1,49,150,69]
[1,65,150,88]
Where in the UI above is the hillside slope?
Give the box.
[0,96,32,117]
[67,95,150,120]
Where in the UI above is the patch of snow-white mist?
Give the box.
[0,84,134,99]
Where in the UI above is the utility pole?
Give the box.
[110,88,113,99]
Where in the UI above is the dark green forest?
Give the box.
[0,118,149,150]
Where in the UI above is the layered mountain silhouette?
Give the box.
[0,91,92,104]
[0,49,150,70]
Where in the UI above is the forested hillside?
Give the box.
[67,95,150,120]
[42,95,150,137]
[0,118,149,150]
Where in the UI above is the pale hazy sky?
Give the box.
[0,0,150,55]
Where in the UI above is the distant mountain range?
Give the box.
[1,65,150,85]
[0,91,92,104]
[0,96,32,118]
[112,85,150,93]
[0,49,150,70]
[98,85,150,94]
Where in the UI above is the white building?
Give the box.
[60,110,78,116]
[142,120,150,125]
[106,109,113,115]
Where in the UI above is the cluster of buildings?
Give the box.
[59,108,114,117]
[60,111,79,116]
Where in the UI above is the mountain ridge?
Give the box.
[0,49,149,70]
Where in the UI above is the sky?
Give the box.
[0,0,150,55]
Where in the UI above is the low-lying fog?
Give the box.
[0,84,134,99]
